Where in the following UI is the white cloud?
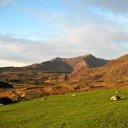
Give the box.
[0,19,128,67]
[63,22,128,59]
[0,34,72,66]
[0,59,28,67]
[0,1,128,67]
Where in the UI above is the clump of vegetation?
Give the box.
[0,97,12,105]
[0,81,13,88]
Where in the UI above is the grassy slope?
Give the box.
[0,88,128,128]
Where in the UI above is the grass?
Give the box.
[0,88,128,128]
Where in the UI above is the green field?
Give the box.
[0,88,128,128]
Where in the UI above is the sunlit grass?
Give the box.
[0,88,128,128]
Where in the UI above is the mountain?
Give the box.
[28,54,109,73]
[0,54,109,86]
[28,57,73,73]
[0,54,127,88]
[99,54,128,85]
[0,54,128,102]
[70,54,128,86]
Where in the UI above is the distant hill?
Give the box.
[28,54,109,73]
[28,57,73,73]
[0,54,127,87]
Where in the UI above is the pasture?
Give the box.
[0,88,128,128]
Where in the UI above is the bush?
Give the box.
[0,97,12,105]
[0,81,13,88]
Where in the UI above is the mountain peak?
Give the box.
[51,57,62,62]
[86,54,95,57]
[77,54,95,59]
[26,54,109,73]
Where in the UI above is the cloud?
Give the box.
[0,59,28,67]
[0,34,72,66]
[0,1,128,67]
[63,21,128,58]
[0,18,128,67]
[0,0,14,7]
[83,0,128,13]
[63,0,128,14]
[23,8,75,28]
[24,1,128,30]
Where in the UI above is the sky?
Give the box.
[0,0,128,67]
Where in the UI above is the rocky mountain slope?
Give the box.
[70,54,128,86]
[0,54,127,88]
[28,54,109,73]
[0,54,128,103]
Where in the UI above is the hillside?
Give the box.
[28,54,108,73]
[0,54,109,86]
[0,54,127,105]
[0,54,127,88]
[70,54,128,86]
[100,54,128,85]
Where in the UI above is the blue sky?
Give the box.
[0,0,128,67]
[0,0,60,39]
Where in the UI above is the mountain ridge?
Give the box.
[70,54,128,86]
[0,54,127,87]
[28,54,109,73]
